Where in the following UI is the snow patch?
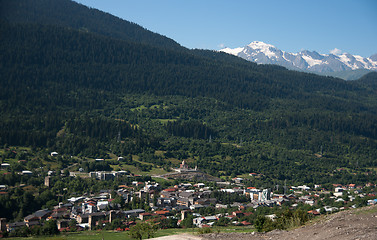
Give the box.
[282,51,290,62]
[246,41,277,58]
[354,55,368,66]
[302,55,323,67]
[247,41,276,49]
[338,54,353,69]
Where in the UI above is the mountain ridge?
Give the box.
[0,0,182,50]
[221,41,377,77]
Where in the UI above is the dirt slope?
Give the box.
[151,205,377,240]
[203,205,377,240]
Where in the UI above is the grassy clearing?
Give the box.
[157,118,177,124]
[13,231,130,240]
[154,150,166,157]
[153,227,198,238]
[41,160,60,170]
[215,225,255,233]
[10,226,256,240]
[12,228,198,240]
[238,173,253,179]
[151,176,174,184]
[114,164,140,174]
[167,158,183,165]
[149,104,160,109]
[113,162,168,176]
[130,105,148,111]
[146,167,169,176]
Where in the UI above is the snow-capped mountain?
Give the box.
[220,41,377,74]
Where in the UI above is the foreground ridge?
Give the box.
[200,205,377,240]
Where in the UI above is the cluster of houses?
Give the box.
[1,162,33,176]
[88,170,129,180]
[192,210,254,228]
[1,167,377,233]
[0,180,261,232]
[157,183,216,211]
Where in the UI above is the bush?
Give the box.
[255,216,275,232]
[41,220,59,235]
[128,222,157,240]
[198,227,213,234]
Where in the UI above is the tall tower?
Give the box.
[0,218,6,232]
[44,176,51,187]
[181,210,188,220]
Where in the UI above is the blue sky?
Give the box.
[74,0,377,57]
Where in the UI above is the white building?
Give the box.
[50,152,58,157]
[21,170,32,175]
[1,163,10,168]
[247,188,271,202]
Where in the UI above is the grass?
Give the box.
[154,150,166,157]
[157,118,177,124]
[112,162,168,176]
[13,231,131,240]
[72,172,90,178]
[11,226,256,240]
[41,160,61,170]
[113,164,140,174]
[238,173,253,179]
[215,225,255,233]
[147,167,169,176]
[12,228,199,240]
[130,105,148,111]
[151,176,174,184]
[153,227,198,238]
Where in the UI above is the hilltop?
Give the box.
[0,0,182,50]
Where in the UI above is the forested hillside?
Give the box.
[1,0,377,186]
[0,0,182,50]
[355,71,377,88]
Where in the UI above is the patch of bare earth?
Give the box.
[149,233,203,240]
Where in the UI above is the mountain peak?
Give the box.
[247,41,276,49]
[220,41,377,74]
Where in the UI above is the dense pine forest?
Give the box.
[1,0,377,189]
